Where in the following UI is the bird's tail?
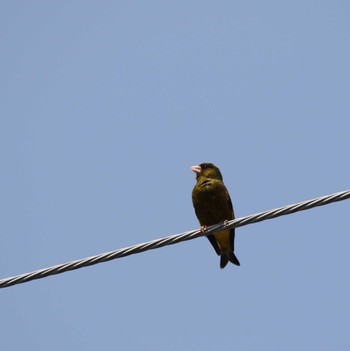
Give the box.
[220,251,240,269]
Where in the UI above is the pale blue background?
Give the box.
[1,1,349,350]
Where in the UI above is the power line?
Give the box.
[1,189,349,289]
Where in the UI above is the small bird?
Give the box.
[191,163,240,268]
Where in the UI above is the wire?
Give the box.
[1,189,349,289]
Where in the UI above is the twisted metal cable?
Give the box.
[1,189,349,289]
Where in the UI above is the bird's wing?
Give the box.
[207,235,221,255]
[227,191,236,252]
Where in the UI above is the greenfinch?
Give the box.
[191,163,240,268]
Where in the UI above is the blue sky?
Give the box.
[1,1,349,350]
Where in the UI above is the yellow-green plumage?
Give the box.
[191,163,240,268]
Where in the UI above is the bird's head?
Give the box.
[191,163,223,181]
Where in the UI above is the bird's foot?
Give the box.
[200,225,207,233]
[223,220,229,227]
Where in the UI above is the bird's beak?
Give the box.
[191,165,202,174]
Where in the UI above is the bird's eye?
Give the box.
[201,165,207,170]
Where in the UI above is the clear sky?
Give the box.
[1,1,349,350]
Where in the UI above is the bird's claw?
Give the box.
[223,220,229,227]
[200,225,207,233]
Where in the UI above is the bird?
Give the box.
[191,163,240,268]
